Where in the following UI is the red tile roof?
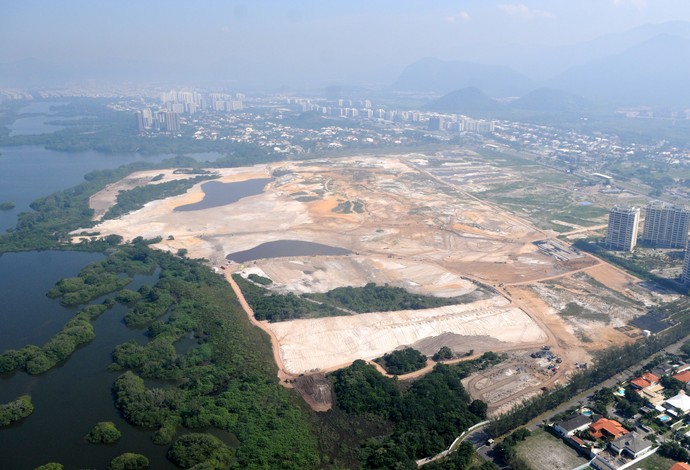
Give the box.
[643,372,660,384]
[673,370,690,384]
[671,463,690,470]
[589,418,629,440]
[631,378,651,389]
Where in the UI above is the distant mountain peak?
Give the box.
[422,87,503,116]
[391,58,533,97]
[510,87,589,112]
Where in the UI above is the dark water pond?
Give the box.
[175,177,273,212]
[226,239,351,263]
[0,254,173,469]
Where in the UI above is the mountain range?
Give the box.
[393,21,690,109]
[423,87,593,119]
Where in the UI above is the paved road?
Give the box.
[522,338,687,432]
[462,333,690,468]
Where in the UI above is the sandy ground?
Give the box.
[266,296,547,374]
[74,154,666,413]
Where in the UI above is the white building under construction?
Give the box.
[641,202,690,249]
[605,206,640,252]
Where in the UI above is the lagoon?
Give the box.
[0,253,169,469]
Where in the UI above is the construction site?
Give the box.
[78,150,676,415]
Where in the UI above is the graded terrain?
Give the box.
[79,151,672,413]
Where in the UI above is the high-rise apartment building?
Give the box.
[682,243,690,284]
[605,206,640,251]
[641,202,690,248]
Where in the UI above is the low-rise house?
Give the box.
[553,414,592,437]
[631,372,660,390]
[637,383,666,406]
[590,432,655,470]
[652,362,675,377]
[609,432,653,459]
[664,391,690,417]
[589,418,630,441]
[670,463,690,470]
[672,370,690,391]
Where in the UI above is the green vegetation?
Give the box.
[0,303,111,375]
[433,346,455,361]
[487,312,690,437]
[0,201,15,210]
[0,99,276,158]
[167,434,233,469]
[423,442,499,469]
[306,282,472,313]
[232,273,345,321]
[0,395,34,426]
[495,428,532,470]
[0,159,184,253]
[85,421,122,444]
[247,273,272,285]
[634,452,678,470]
[332,353,503,465]
[103,174,217,220]
[0,127,508,467]
[109,453,149,470]
[122,285,174,328]
[332,360,401,417]
[658,441,689,462]
[573,239,686,293]
[0,247,164,376]
[560,302,610,323]
[332,200,365,214]
[376,347,427,375]
[235,277,492,322]
[106,248,320,468]
[34,464,64,470]
[48,264,131,306]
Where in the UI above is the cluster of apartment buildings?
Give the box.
[604,202,690,283]
[288,96,496,133]
[134,108,180,133]
[159,90,245,114]
[135,90,247,133]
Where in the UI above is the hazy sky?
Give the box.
[3,0,690,86]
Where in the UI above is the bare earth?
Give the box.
[77,154,671,413]
[267,297,546,374]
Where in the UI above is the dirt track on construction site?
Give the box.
[78,154,670,413]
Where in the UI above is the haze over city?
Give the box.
[4,0,690,89]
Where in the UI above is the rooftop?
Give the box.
[590,418,629,440]
[673,370,690,384]
[666,392,690,413]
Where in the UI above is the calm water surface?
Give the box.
[0,251,104,350]
[0,256,170,469]
[227,239,351,263]
[0,137,230,467]
[0,145,225,232]
[175,178,274,212]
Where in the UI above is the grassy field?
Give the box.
[635,452,676,470]
[469,150,611,231]
[515,430,589,470]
